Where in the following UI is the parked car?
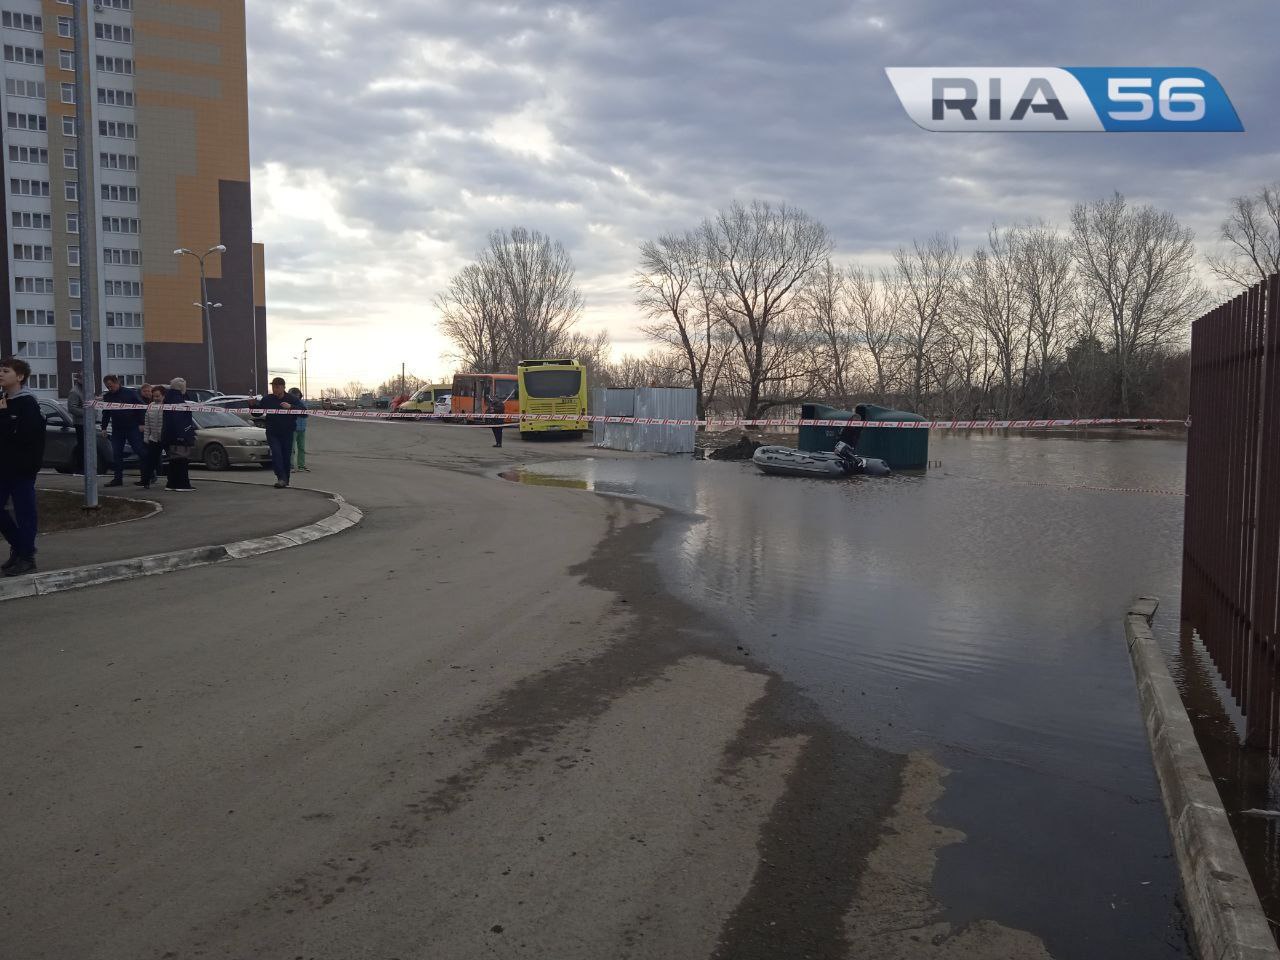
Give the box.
[319,397,348,411]
[184,388,224,403]
[203,394,265,424]
[39,399,121,474]
[375,395,392,410]
[357,392,376,409]
[188,407,272,470]
[433,394,452,418]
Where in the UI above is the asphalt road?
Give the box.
[1,419,1055,959]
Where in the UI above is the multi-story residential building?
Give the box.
[0,0,265,399]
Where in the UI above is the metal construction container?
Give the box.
[591,388,696,454]
[799,402,929,470]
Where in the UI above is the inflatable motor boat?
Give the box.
[752,441,891,479]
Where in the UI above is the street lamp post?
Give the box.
[173,244,226,391]
[302,337,312,396]
[70,0,98,506]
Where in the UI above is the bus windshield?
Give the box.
[523,369,582,398]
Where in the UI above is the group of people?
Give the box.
[68,374,199,492]
[0,361,315,578]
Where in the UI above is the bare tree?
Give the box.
[893,234,963,411]
[701,200,831,418]
[957,226,1026,418]
[341,380,366,400]
[635,231,729,419]
[1017,223,1075,414]
[845,265,903,401]
[800,259,862,405]
[1070,193,1204,414]
[607,349,691,388]
[437,227,585,371]
[1207,182,1280,290]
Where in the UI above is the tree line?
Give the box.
[438,182,1280,420]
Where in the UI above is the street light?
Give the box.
[302,337,313,396]
[174,244,227,391]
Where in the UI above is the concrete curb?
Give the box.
[0,490,362,603]
[1125,597,1279,960]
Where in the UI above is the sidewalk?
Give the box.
[33,472,336,574]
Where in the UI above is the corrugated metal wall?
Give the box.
[590,388,696,454]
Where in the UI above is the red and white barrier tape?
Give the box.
[84,401,1188,431]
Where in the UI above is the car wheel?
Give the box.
[204,443,230,471]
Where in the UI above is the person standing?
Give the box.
[161,378,196,492]
[0,357,45,576]
[287,387,309,472]
[251,377,297,488]
[67,371,86,471]
[488,392,506,448]
[100,374,146,487]
[138,386,165,489]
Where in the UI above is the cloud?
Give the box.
[245,0,1280,389]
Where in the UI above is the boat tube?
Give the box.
[752,441,890,478]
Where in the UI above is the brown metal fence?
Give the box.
[1183,272,1280,753]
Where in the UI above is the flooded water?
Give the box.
[505,431,1192,959]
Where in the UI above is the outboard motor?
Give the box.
[834,441,891,477]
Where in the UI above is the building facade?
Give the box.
[0,0,265,399]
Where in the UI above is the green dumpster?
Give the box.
[799,402,929,470]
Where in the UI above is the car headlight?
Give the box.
[238,439,264,447]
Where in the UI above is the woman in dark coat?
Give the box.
[161,377,196,491]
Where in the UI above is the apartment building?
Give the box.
[0,0,265,398]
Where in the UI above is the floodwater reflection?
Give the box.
[505,434,1192,959]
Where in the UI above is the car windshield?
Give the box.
[523,369,581,398]
[193,410,252,429]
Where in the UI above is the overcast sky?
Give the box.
[245,0,1280,392]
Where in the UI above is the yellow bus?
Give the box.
[518,359,587,438]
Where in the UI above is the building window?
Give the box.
[68,278,81,298]
[106,342,144,360]
[15,276,54,294]
[105,310,143,328]
[71,343,82,361]
[64,180,78,202]
[66,213,79,234]
[98,120,136,140]
[5,78,46,99]
[58,50,73,71]
[100,0,132,8]
[94,23,132,43]
[3,44,44,65]
[67,246,79,266]
[6,113,47,132]
[13,244,53,261]
[8,145,49,165]
[102,216,140,234]
[30,373,58,391]
[1,12,43,32]
[95,55,133,75]
[11,211,52,230]
[104,279,142,297]
[62,116,76,137]
[57,16,72,38]
[70,311,82,330]
[60,82,75,104]
[97,88,135,107]
[9,178,50,197]
[15,308,55,326]
[63,149,76,169]
[99,152,137,171]
[103,247,141,266]
[121,374,143,387]
[15,340,56,359]
[101,184,139,203]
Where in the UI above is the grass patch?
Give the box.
[37,488,155,533]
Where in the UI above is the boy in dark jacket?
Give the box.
[0,357,46,576]
[100,374,146,486]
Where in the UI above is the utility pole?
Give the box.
[401,362,406,398]
[71,0,97,507]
